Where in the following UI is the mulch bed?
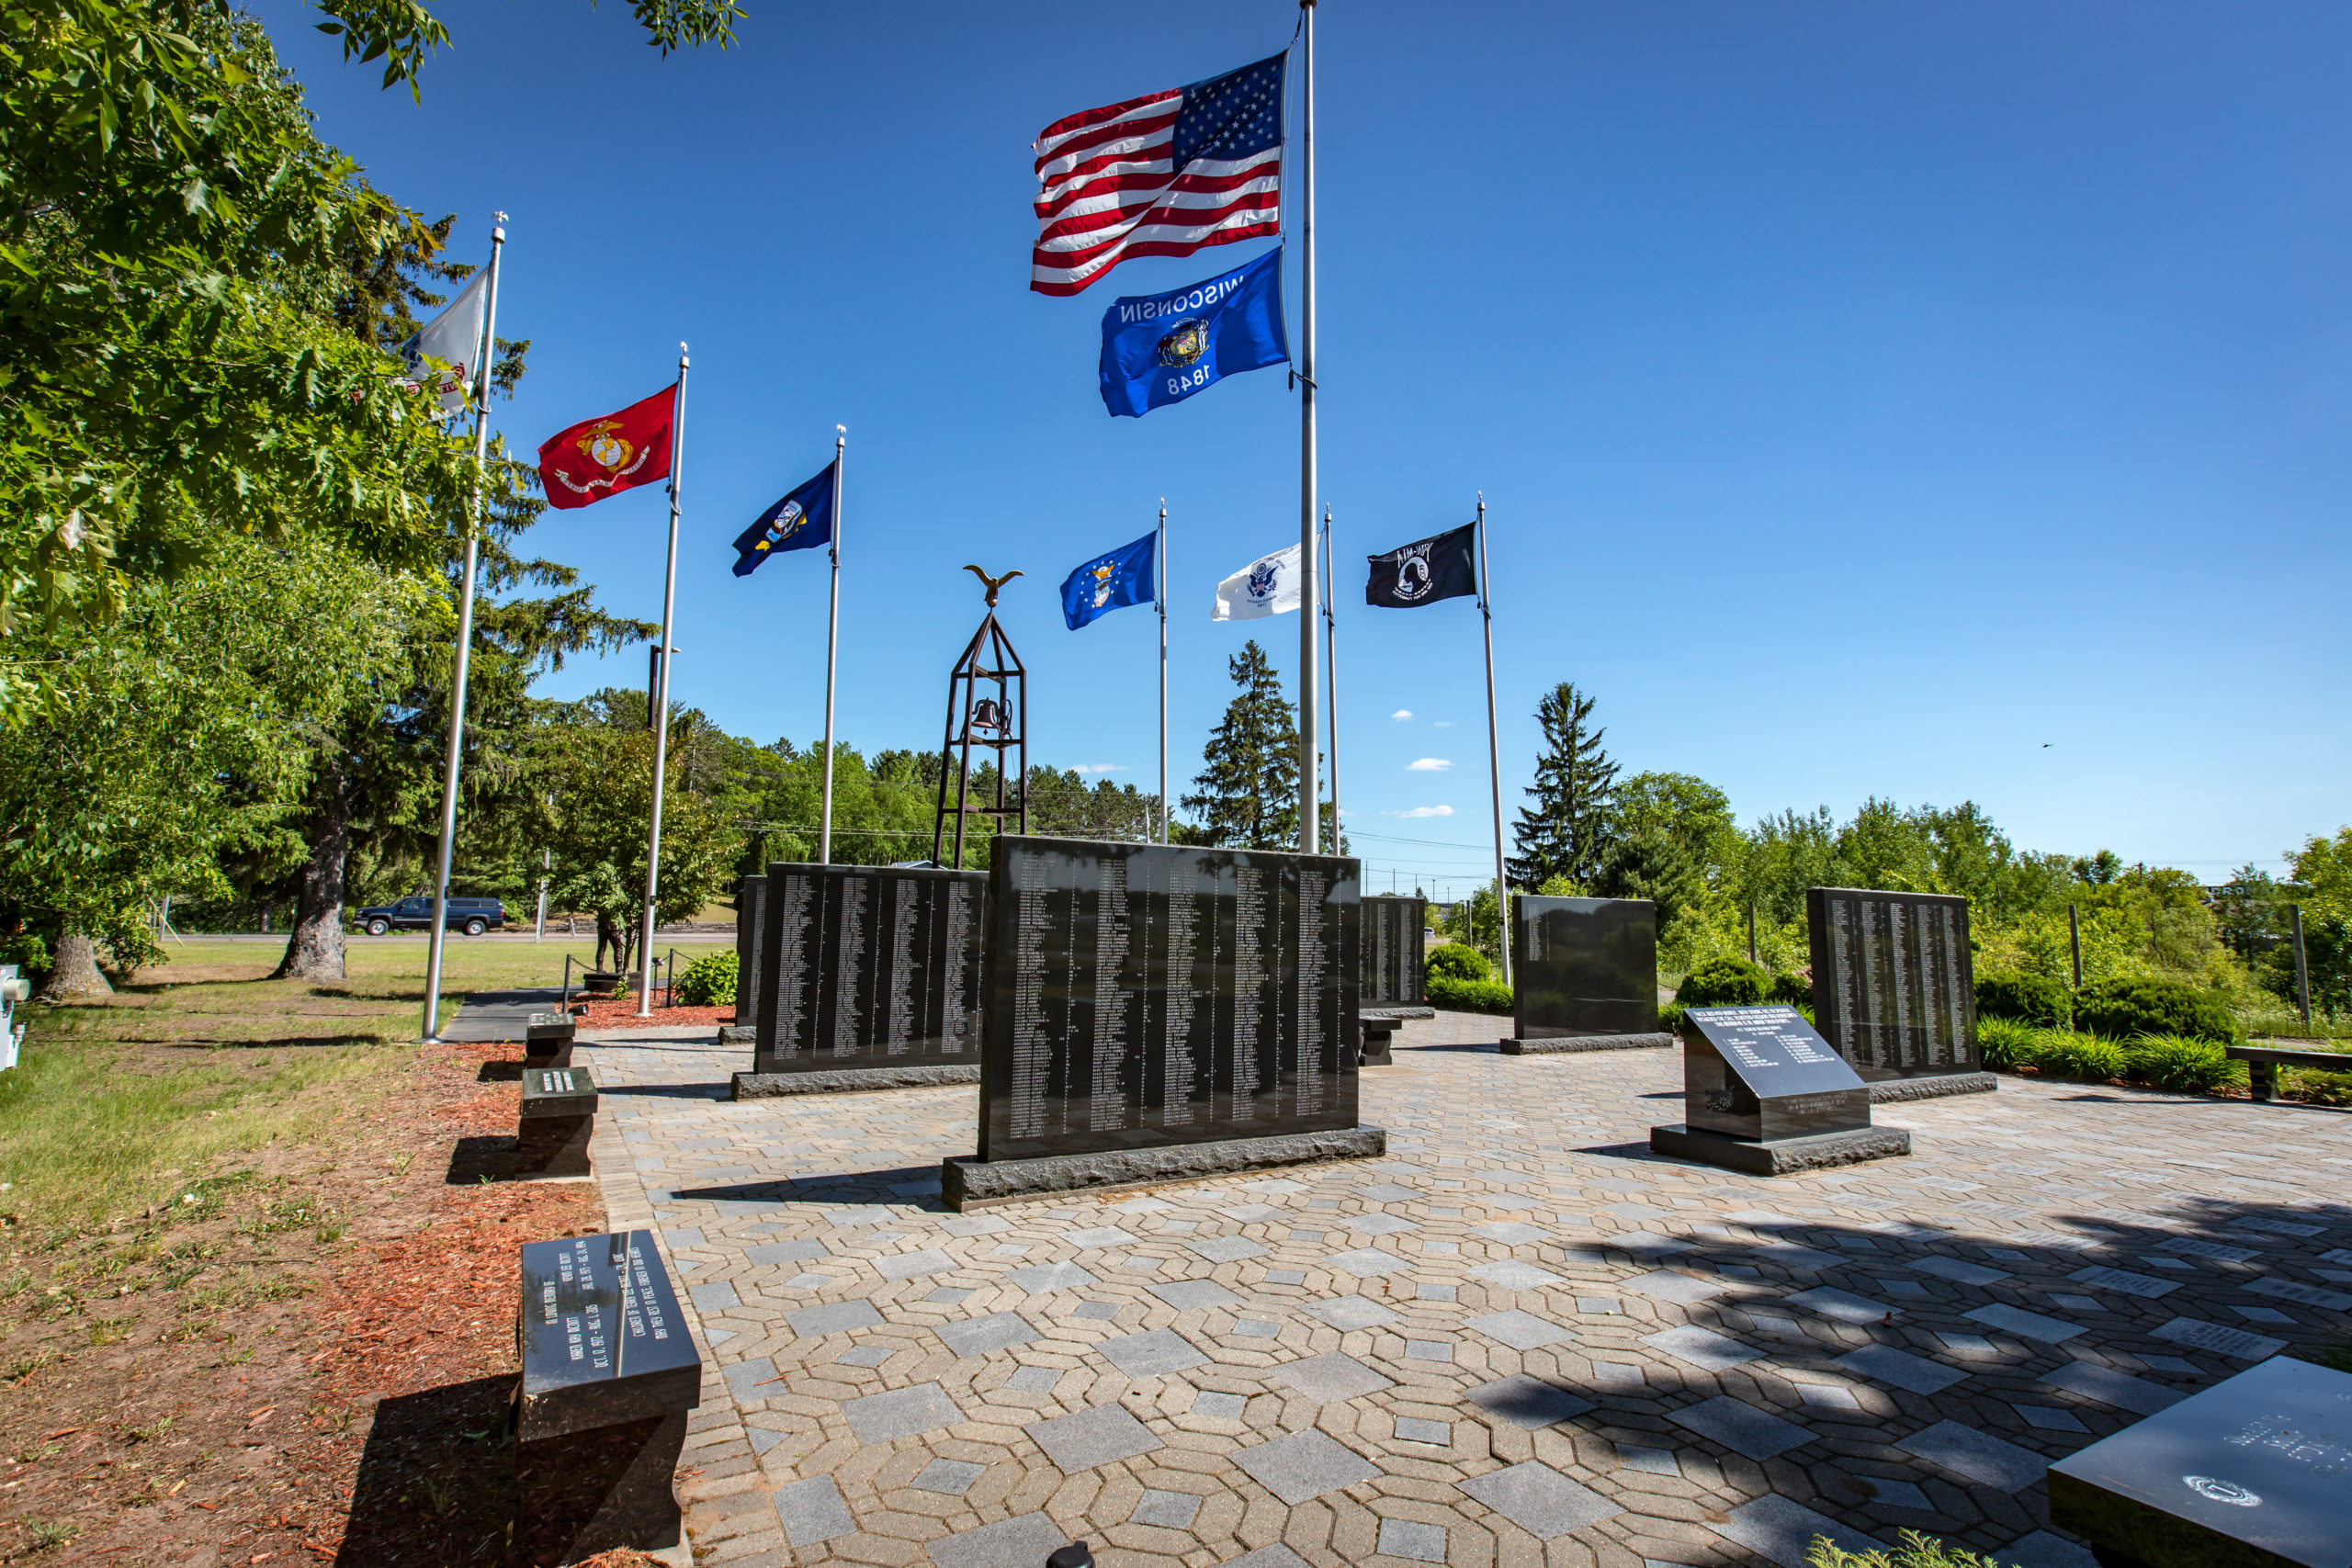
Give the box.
[562,998,733,1032]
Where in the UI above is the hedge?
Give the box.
[1425,942,1490,983]
[1677,954,1770,1007]
[1427,974,1513,1014]
[2073,975,2240,1043]
[674,949,740,1008]
[1974,969,2071,1029]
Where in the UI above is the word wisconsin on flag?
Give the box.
[1060,530,1156,629]
[732,460,836,577]
[395,268,490,416]
[1366,523,1478,608]
[1100,247,1287,418]
[538,385,675,510]
[1212,543,1302,621]
[1032,52,1285,297]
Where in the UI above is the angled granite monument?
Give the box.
[733,860,988,1099]
[944,836,1385,1208]
[1651,1004,1909,1175]
[1501,895,1672,1054]
[1807,886,1996,1101]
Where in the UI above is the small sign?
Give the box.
[516,1231,702,1444]
[1681,1005,1870,1143]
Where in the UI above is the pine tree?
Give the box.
[1509,681,1620,887]
[1180,640,1301,850]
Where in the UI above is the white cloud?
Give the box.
[1070,763,1125,774]
[1433,720,1456,728]
[1390,709,1412,720]
[1406,758,1452,773]
[1386,805,1455,818]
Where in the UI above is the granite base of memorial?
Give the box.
[943,1126,1387,1210]
[524,1012,576,1071]
[2048,1353,2352,1568]
[1500,1032,1674,1055]
[517,1066,597,1179]
[732,1063,982,1099]
[1865,1071,1997,1103]
[514,1232,701,1567]
[715,1023,756,1046]
[1650,1005,1908,1176]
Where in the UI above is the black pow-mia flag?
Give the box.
[1364,522,1478,608]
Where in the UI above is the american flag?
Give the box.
[1031,52,1287,298]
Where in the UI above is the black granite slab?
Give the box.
[754,861,986,1076]
[520,1066,597,1119]
[1361,895,1426,1006]
[976,837,1361,1164]
[524,1011,575,1070]
[517,1067,597,1178]
[516,1231,701,1444]
[2049,1354,2352,1568]
[1510,897,1657,1039]
[1806,886,1980,1081]
[1680,1005,1871,1142]
[734,874,766,1047]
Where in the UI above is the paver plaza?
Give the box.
[571,1012,2352,1568]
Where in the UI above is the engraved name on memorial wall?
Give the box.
[754,862,987,1075]
[1805,886,1980,1080]
[978,837,1360,1163]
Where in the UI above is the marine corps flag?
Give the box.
[537,384,676,510]
[1365,522,1477,608]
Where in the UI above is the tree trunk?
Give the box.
[272,760,352,981]
[39,931,113,1000]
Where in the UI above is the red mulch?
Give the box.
[562,998,734,1032]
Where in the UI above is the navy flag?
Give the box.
[1060,531,1156,629]
[1099,247,1287,418]
[731,461,836,577]
[1366,523,1478,608]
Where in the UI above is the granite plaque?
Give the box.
[754,860,986,1075]
[525,1010,575,1069]
[1807,886,1979,1080]
[1361,896,1427,1006]
[2049,1354,2352,1568]
[1682,1005,1871,1141]
[1511,896,1657,1038]
[517,1065,598,1179]
[734,874,767,1034]
[977,836,1360,1163]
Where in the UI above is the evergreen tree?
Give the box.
[1592,830,1704,934]
[1508,681,1619,887]
[1180,640,1301,850]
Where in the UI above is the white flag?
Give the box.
[1212,543,1303,620]
[397,268,491,416]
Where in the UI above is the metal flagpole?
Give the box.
[421,214,505,1043]
[1158,500,1169,844]
[635,345,689,1017]
[1295,0,1319,855]
[1321,505,1339,840]
[1476,494,1510,986]
[820,427,846,863]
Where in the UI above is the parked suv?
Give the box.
[356,896,507,936]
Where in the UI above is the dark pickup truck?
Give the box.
[356,896,507,936]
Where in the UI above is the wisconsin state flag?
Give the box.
[538,384,675,510]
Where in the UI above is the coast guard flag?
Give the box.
[1365,523,1478,608]
[1032,52,1286,296]
[396,268,490,416]
[1212,543,1302,620]
[1060,531,1156,628]
[731,461,836,577]
[1100,248,1287,418]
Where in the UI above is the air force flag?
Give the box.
[731,460,836,577]
[1099,247,1288,418]
[1060,531,1157,629]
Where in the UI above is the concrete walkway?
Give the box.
[564,1012,2352,1568]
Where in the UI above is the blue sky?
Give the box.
[263,0,2352,896]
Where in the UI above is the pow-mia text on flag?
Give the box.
[1099,247,1287,418]
[1365,522,1477,608]
[731,460,837,578]
[1059,530,1156,629]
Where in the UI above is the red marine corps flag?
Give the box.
[537,383,677,509]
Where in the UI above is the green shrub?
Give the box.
[2075,975,2239,1043]
[1807,1529,2007,1567]
[674,950,740,1008]
[1976,1016,2043,1071]
[2286,1066,2352,1106]
[2123,1033,2241,1094]
[1975,969,2071,1029]
[2046,1032,2128,1081]
[1427,974,1513,1014]
[1677,954,1770,1007]
[1770,969,1813,1007]
[1657,1000,1686,1034]
[1425,942,1490,983]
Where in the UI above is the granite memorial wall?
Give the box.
[1805,886,1981,1081]
[752,861,987,1076]
[1510,896,1658,1039]
[729,874,766,1043]
[975,837,1363,1165]
[1360,894,1427,1007]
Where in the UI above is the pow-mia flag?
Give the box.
[1098,246,1288,418]
[1365,523,1477,608]
[731,459,836,578]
